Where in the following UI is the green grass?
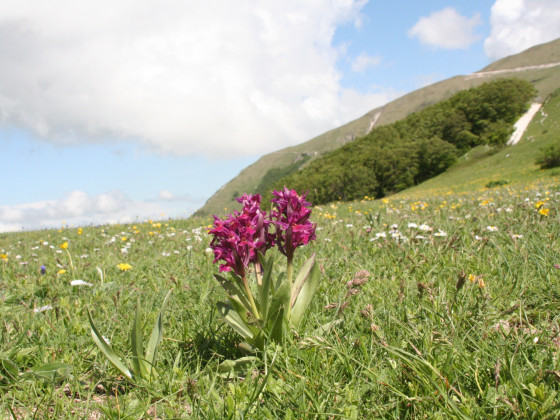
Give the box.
[2,59,560,418]
[1,175,560,417]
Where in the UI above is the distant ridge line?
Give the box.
[466,61,560,79]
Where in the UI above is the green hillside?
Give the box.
[196,37,560,216]
[394,87,560,201]
[273,79,536,205]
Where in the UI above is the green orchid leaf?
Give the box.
[145,289,172,379]
[291,253,316,307]
[87,309,133,380]
[131,298,149,379]
[258,253,275,319]
[214,274,252,312]
[217,301,255,340]
[266,280,290,342]
[291,259,320,328]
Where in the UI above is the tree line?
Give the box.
[272,78,536,204]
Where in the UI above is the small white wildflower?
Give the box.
[418,224,432,232]
[486,226,498,232]
[121,248,128,254]
[205,248,213,253]
[186,245,193,251]
[324,238,332,242]
[434,230,447,237]
[390,223,398,230]
[511,234,523,240]
[70,279,93,287]
[415,235,426,240]
[34,305,53,313]
[162,252,171,257]
[407,222,418,229]
[345,224,353,228]
[376,232,387,238]
[475,235,483,241]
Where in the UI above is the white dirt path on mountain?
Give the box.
[507,102,543,146]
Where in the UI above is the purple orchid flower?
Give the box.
[209,193,274,277]
[270,187,316,261]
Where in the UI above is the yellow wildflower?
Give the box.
[60,242,69,250]
[78,228,83,235]
[539,208,550,216]
[117,263,132,271]
[58,269,67,275]
[468,274,477,283]
[1,253,8,262]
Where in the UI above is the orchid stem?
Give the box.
[242,275,261,320]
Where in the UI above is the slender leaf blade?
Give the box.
[217,302,255,339]
[291,253,316,307]
[145,290,172,378]
[87,309,132,380]
[266,280,290,342]
[259,254,275,320]
[215,274,252,312]
[291,260,320,327]
[131,298,148,379]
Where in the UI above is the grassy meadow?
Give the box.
[1,95,560,418]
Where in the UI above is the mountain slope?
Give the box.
[196,38,560,216]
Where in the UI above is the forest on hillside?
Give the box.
[271,78,536,204]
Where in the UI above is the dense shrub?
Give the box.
[536,140,560,169]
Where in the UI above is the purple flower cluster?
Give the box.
[209,189,316,276]
[209,194,274,276]
[271,187,316,258]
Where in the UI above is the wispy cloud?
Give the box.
[484,0,560,60]
[351,52,382,73]
[408,7,482,49]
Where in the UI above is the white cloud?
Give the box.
[484,0,560,60]
[408,7,482,49]
[0,190,198,232]
[0,1,378,158]
[351,52,382,73]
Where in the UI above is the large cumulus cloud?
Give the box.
[485,0,560,60]
[0,1,394,157]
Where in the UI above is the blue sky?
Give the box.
[1,0,559,232]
